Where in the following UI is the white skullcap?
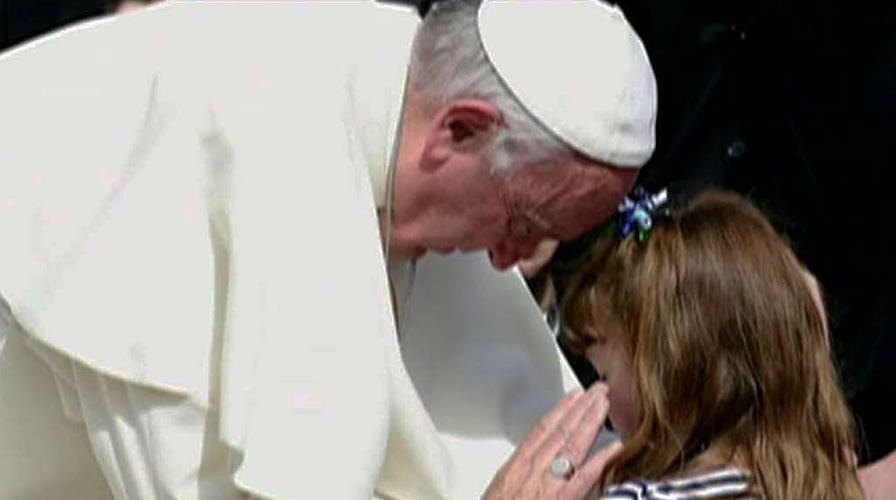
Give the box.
[477,0,657,168]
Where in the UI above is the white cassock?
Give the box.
[0,2,588,499]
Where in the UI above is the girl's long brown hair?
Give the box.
[563,190,862,499]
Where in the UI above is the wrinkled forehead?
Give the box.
[507,160,635,240]
[544,186,625,240]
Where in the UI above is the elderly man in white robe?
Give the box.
[0,1,656,499]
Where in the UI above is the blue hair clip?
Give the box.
[617,187,669,243]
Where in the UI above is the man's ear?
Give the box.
[421,99,502,171]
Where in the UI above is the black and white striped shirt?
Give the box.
[601,467,752,499]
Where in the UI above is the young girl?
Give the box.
[559,189,862,499]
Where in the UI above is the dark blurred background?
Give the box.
[552,0,896,465]
[3,0,894,465]
[0,0,106,51]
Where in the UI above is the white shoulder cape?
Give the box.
[0,3,581,498]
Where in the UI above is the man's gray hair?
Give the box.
[409,0,573,172]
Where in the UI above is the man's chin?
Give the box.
[485,250,517,271]
[432,244,489,256]
[432,246,459,255]
[393,244,486,260]
[386,243,426,261]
